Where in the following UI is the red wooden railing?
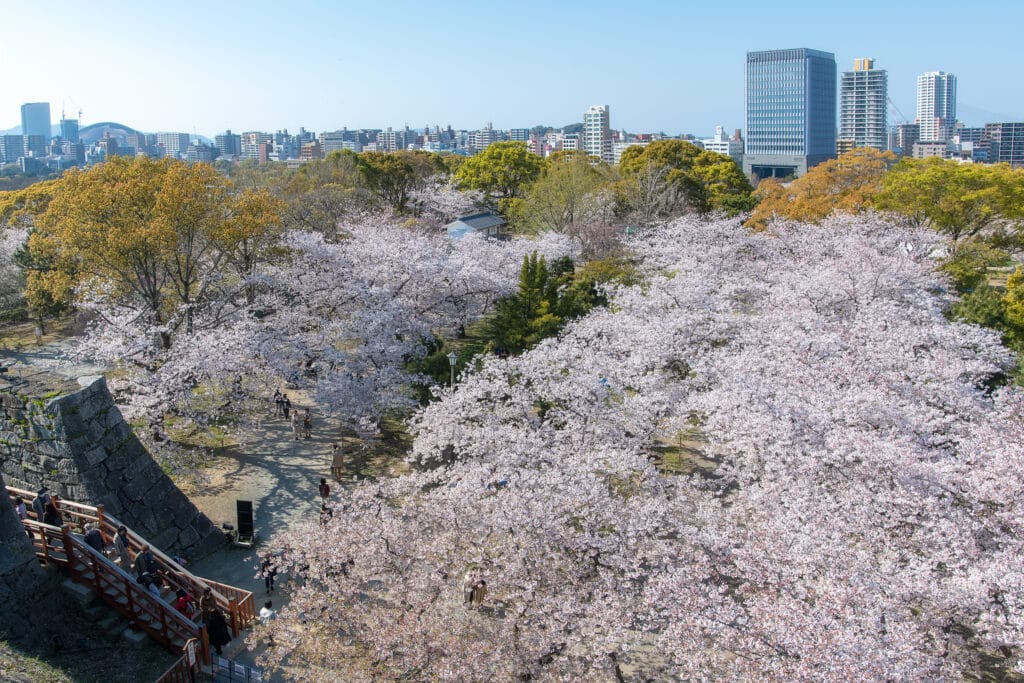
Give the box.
[155,638,202,683]
[7,484,256,666]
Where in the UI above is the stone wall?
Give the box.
[0,368,222,559]
[0,470,58,642]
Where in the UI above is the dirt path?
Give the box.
[181,390,347,677]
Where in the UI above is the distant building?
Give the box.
[215,130,241,158]
[0,135,24,164]
[445,212,507,240]
[22,135,46,157]
[916,71,956,143]
[744,48,836,179]
[701,126,744,164]
[839,58,887,151]
[299,141,323,160]
[560,133,580,152]
[241,132,272,160]
[985,122,1024,166]
[185,142,215,163]
[583,105,612,163]
[156,132,190,159]
[20,103,51,140]
[471,123,498,152]
[889,123,919,157]
[509,128,529,142]
[911,141,949,159]
[125,133,151,157]
[96,133,119,159]
[59,117,80,144]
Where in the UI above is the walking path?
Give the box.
[181,390,345,677]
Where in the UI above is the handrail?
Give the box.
[7,485,254,638]
[59,525,210,664]
[155,638,202,683]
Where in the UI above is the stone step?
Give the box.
[61,578,96,607]
[122,626,149,648]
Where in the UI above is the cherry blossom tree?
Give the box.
[255,213,1024,681]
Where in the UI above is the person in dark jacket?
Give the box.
[83,523,105,554]
[43,494,62,526]
[206,609,232,655]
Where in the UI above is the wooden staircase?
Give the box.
[7,485,256,667]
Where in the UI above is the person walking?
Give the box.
[319,503,333,527]
[206,609,232,656]
[199,586,217,618]
[273,388,282,416]
[13,496,27,521]
[261,553,277,594]
[291,410,302,441]
[282,395,291,420]
[259,600,276,625]
[113,525,132,568]
[133,543,159,580]
[83,523,105,554]
[302,408,312,440]
[43,494,62,526]
[318,477,330,502]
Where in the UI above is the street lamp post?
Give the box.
[447,351,458,387]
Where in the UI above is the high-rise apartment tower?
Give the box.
[916,71,957,143]
[838,58,888,152]
[20,103,51,140]
[582,105,612,163]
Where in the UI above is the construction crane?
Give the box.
[888,96,910,125]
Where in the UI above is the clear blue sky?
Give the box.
[2,0,1021,137]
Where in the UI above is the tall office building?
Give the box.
[583,105,612,163]
[1,135,24,164]
[916,71,956,143]
[20,102,51,140]
[59,117,80,144]
[838,58,887,152]
[985,122,1024,166]
[743,48,836,179]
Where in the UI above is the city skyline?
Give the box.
[2,0,1023,137]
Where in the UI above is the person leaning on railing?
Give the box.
[113,525,132,568]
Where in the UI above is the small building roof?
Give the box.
[445,212,507,239]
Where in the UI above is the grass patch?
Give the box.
[0,317,75,350]
[651,428,719,477]
[333,413,414,481]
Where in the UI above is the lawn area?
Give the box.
[0,317,75,350]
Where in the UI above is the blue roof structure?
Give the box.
[445,212,507,239]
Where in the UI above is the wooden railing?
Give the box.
[155,638,202,683]
[7,484,255,637]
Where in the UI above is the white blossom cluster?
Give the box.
[258,214,1024,681]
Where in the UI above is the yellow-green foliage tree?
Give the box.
[517,151,610,234]
[358,150,444,212]
[8,156,282,348]
[617,140,754,219]
[747,148,896,230]
[874,158,1024,245]
[455,141,545,202]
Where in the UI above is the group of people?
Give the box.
[11,492,239,657]
[273,389,313,441]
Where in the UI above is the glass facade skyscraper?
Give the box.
[743,48,836,179]
[20,102,51,140]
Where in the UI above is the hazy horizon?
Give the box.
[2,0,1022,137]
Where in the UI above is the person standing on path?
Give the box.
[282,395,291,420]
[261,553,277,594]
[291,411,302,441]
[273,389,283,416]
[318,478,330,503]
[303,408,312,440]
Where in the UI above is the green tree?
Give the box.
[358,150,443,212]
[874,159,1024,245]
[617,140,753,218]
[455,141,545,203]
[517,152,609,234]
